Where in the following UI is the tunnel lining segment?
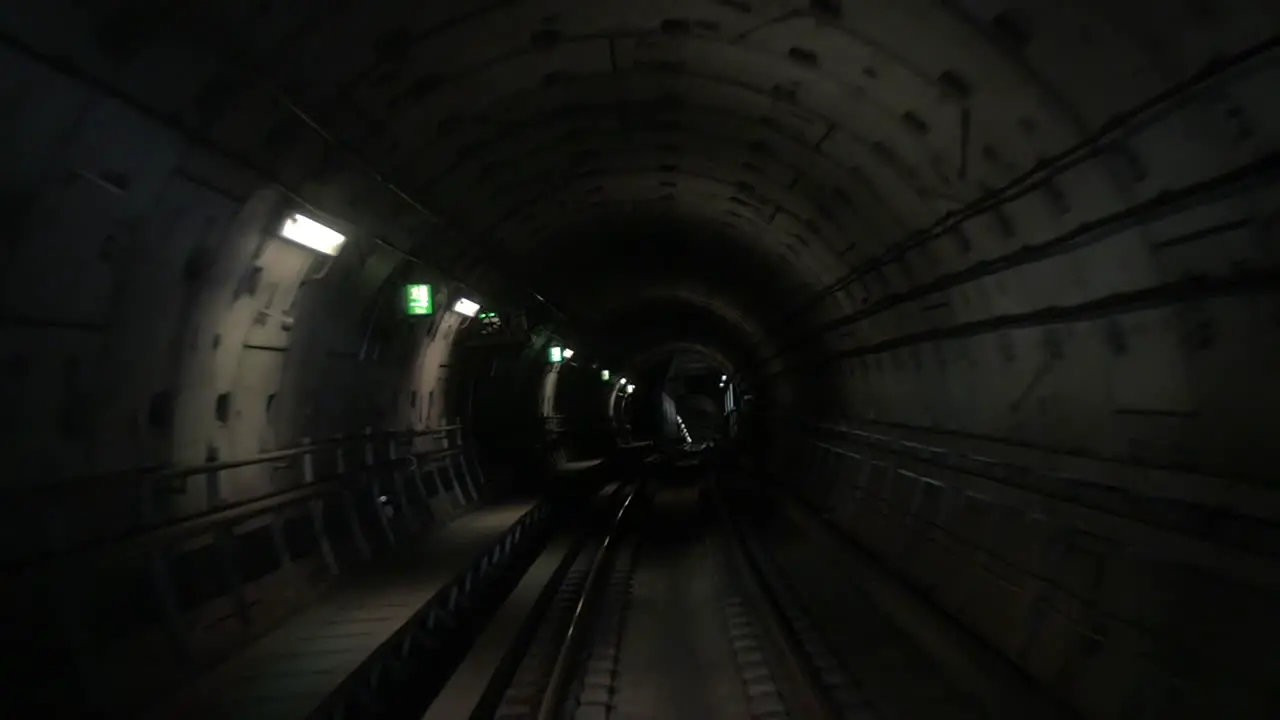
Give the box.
[759,33,1280,337]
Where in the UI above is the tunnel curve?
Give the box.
[2,1,1280,718]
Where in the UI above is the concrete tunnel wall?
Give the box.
[1,1,1279,718]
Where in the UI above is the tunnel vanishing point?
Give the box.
[1,1,1279,718]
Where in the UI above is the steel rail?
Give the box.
[535,483,640,720]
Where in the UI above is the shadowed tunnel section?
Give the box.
[1,0,1279,718]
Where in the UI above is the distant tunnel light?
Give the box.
[601,369,610,381]
[721,374,728,382]
[625,384,635,394]
[549,346,564,363]
[279,212,346,255]
[563,348,575,359]
[617,377,627,386]
[452,297,481,317]
[404,284,433,315]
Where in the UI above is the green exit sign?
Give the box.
[405,284,433,315]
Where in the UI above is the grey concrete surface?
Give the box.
[612,492,750,720]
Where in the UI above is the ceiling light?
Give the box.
[618,377,627,386]
[626,384,635,394]
[601,370,610,381]
[549,346,564,363]
[279,212,346,255]
[452,297,481,317]
[563,348,575,359]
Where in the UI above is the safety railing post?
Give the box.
[204,446,223,509]
[387,433,418,531]
[302,438,339,575]
[430,448,450,499]
[269,502,294,580]
[367,426,396,545]
[403,432,432,512]
[336,441,372,560]
[454,417,480,504]
[147,543,191,666]
[129,470,191,665]
[444,425,470,507]
[202,447,249,625]
[216,524,250,626]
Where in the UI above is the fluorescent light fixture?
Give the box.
[563,348,575,359]
[601,370,610,381]
[404,284,433,315]
[549,346,564,363]
[279,212,346,255]
[452,297,481,317]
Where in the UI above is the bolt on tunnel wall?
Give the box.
[1,0,1280,718]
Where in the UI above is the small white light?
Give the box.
[626,384,635,394]
[452,297,481,317]
[563,348,575,359]
[279,212,347,255]
[721,374,728,382]
[617,377,627,386]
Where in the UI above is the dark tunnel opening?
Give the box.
[1,2,1279,718]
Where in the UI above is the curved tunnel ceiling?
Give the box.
[579,296,766,376]
[5,4,1280,717]
[16,0,1277,475]
[128,1,1099,299]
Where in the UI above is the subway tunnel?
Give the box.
[1,1,1279,718]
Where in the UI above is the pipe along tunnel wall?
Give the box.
[1,1,1279,717]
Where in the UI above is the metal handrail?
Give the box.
[11,424,463,496]
[4,421,479,576]
[4,440,473,577]
[5,460,385,578]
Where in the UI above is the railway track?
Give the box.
[434,473,841,720]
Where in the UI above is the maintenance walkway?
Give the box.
[148,499,546,720]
